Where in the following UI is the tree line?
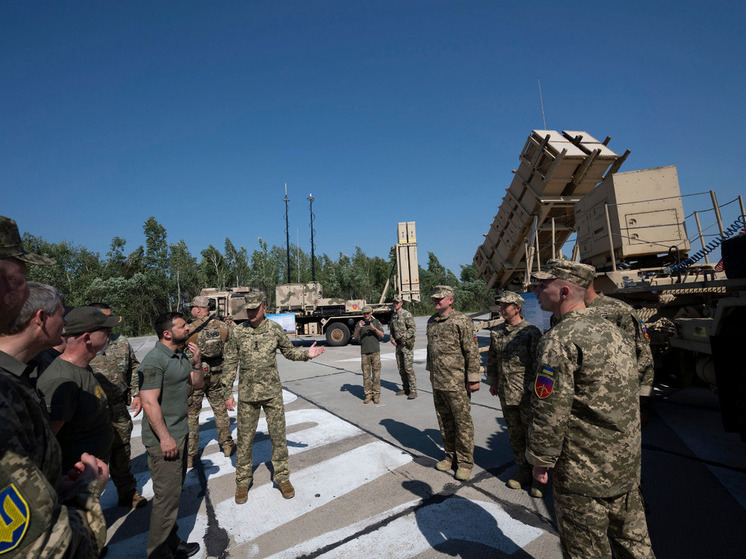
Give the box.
[24,217,493,336]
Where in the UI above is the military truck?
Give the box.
[474,129,746,437]
[197,286,257,322]
[275,221,421,346]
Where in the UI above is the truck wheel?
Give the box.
[326,323,350,346]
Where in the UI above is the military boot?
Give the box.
[530,481,545,498]
[235,486,249,504]
[455,468,472,481]
[407,391,418,400]
[278,480,295,499]
[507,467,532,490]
[224,442,236,457]
[118,490,148,509]
[373,396,380,404]
[435,459,453,472]
[396,389,407,396]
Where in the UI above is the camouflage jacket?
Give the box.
[223,318,309,401]
[586,293,654,397]
[389,308,416,345]
[89,334,140,403]
[187,315,229,370]
[486,320,542,406]
[0,350,106,558]
[526,308,641,497]
[426,310,481,391]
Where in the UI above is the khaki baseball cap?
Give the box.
[431,285,454,299]
[361,305,373,313]
[0,216,55,265]
[495,290,524,306]
[531,259,596,289]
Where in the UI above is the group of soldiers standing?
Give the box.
[1,211,656,559]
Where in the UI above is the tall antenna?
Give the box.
[537,76,547,129]
[283,182,291,283]
[308,193,316,281]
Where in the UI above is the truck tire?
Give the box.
[325,323,350,346]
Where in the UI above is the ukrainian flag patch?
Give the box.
[534,366,555,399]
[0,484,29,554]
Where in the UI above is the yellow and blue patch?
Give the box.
[0,484,29,554]
[534,366,555,399]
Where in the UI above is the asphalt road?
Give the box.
[102,316,746,558]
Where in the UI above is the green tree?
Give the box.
[224,238,251,287]
[169,240,200,310]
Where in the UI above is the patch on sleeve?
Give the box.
[640,322,650,343]
[534,366,555,399]
[0,483,30,553]
[140,368,159,387]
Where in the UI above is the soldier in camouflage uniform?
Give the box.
[352,305,384,404]
[224,291,325,504]
[426,285,481,481]
[585,286,655,398]
[88,303,148,509]
[389,294,417,399]
[0,225,109,558]
[528,259,655,559]
[186,296,235,467]
[485,291,543,496]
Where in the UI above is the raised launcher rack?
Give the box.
[474,130,628,290]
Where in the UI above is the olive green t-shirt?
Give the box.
[359,318,382,355]
[138,342,192,448]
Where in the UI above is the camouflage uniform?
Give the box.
[223,319,310,488]
[586,293,655,397]
[526,309,655,559]
[90,334,140,501]
[426,310,481,471]
[0,350,106,558]
[389,307,417,395]
[486,319,541,472]
[186,315,234,459]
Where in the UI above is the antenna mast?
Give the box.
[283,183,291,283]
[537,76,547,129]
[308,193,316,281]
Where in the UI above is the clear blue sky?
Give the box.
[2,1,744,276]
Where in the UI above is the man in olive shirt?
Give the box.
[352,305,384,404]
[139,312,204,559]
[37,306,121,472]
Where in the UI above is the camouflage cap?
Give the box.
[64,306,123,336]
[0,216,55,265]
[242,291,266,310]
[392,294,403,303]
[431,285,454,299]
[532,259,596,289]
[496,290,524,306]
[361,305,373,313]
[189,295,210,308]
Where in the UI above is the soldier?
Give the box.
[585,283,655,399]
[223,291,325,505]
[37,306,120,472]
[139,312,203,559]
[0,228,109,558]
[389,294,417,399]
[186,295,235,468]
[352,305,384,404]
[426,285,481,481]
[88,302,148,509]
[485,290,543,496]
[527,259,655,559]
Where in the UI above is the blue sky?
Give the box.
[2,1,744,276]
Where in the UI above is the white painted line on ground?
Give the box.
[216,440,413,546]
[266,498,544,559]
[103,407,364,510]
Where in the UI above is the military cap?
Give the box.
[431,285,454,299]
[0,216,55,265]
[532,259,596,289]
[392,294,404,303]
[361,305,373,313]
[242,291,266,310]
[64,306,123,336]
[495,290,524,306]
[189,295,210,308]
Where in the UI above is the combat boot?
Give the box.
[455,468,472,481]
[396,389,407,396]
[530,481,545,498]
[364,395,372,404]
[407,391,418,400]
[507,467,532,490]
[235,486,249,504]
[435,459,452,472]
[118,490,148,509]
[224,442,236,457]
[373,396,380,404]
[278,480,295,499]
